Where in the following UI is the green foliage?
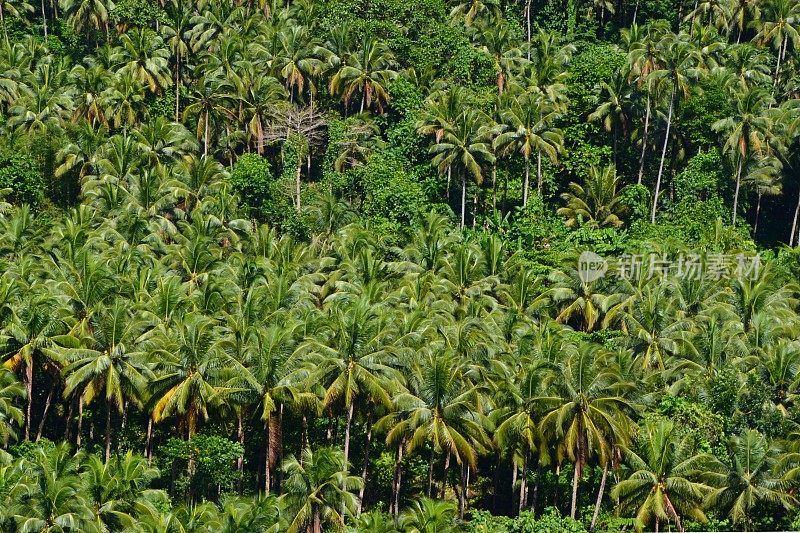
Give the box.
[110,0,166,29]
[0,150,46,205]
[229,153,273,217]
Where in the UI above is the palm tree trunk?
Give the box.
[0,5,7,48]
[774,34,787,87]
[523,157,530,207]
[340,401,354,519]
[518,454,528,515]
[789,184,800,247]
[460,171,467,228]
[174,52,181,121]
[264,420,271,494]
[525,0,532,60]
[510,460,518,512]
[589,463,608,531]
[145,417,152,462]
[237,410,244,493]
[492,162,497,210]
[638,86,652,185]
[203,110,209,158]
[537,151,543,194]
[24,362,32,440]
[357,414,372,515]
[360,85,366,114]
[295,161,302,210]
[105,397,112,463]
[458,463,468,518]
[446,165,452,202]
[753,189,763,236]
[77,394,84,447]
[35,382,54,441]
[570,460,580,519]
[391,439,405,516]
[40,0,47,39]
[652,87,675,224]
[64,396,74,442]
[732,154,743,226]
[440,451,451,498]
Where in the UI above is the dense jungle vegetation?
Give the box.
[0,0,798,531]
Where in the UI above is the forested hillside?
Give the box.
[0,0,797,531]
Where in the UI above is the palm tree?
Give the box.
[58,301,152,462]
[272,23,326,105]
[0,292,71,441]
[756,0,800,86]
[650,33,701,223]
[494,90,563,204]
[430,108,494,227]
[60,0,114,41]
[399,497,459,533]
[558,165,629,229]
[589,70,635,167]
[303,296,400,496]
[148,312,232,438]
[329,36,397,114]
[449,0,500,26]
[535,343,638,519]
[478,21,526,96]
[281,446,362,533]
[712,86,773,225]
[612,419,711,532]
[183,74,236,158]
[703,429,795,529]
[119,28,172,94]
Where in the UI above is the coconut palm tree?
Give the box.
[712,86,774,225]
[703,429,795,529]
[558,165,629,229]
[535,343,638,519]
[329,36,397,115]
[612,419,711,532]
[430,108,494,228]
[281,446,362,533]
[494,89,563,204]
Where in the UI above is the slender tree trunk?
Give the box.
[589,463,608,531]
[525,0,532,60]
[40,0,47,39]
[570,460,580,519]
[24,363,32,441]
[638,86,652,184]
[530,464,541,513]
[295,161,302,210]
[340,402,354,520]
[511,461,518,513]
[203,110,209,158]
[391,439,405,516]
[446,165,452,202]
[789,185,800,247]
[64,397,74,442]
[0,6,7,48]
[440,451,451,498]
[518,454,528,515]
[427,448,435,497]
[458,463,468,518]
[360,85,366,114]
[145,417,152,462]
[36,383,54,441]
[174,52,183,114]
[774,34,787,87]
[357,415,372,515]
[237,410,244,493]
[554,463,560,509]
[77,394,84,447]
[492,162,497,210]
[537,151,543,194]
[753,189,763,236]
[105,397,112,463]
[523,157,530,207]
[460,172,467,228]
[632,0,639,24]
[652,87,675,224]
[732,154,743,226]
